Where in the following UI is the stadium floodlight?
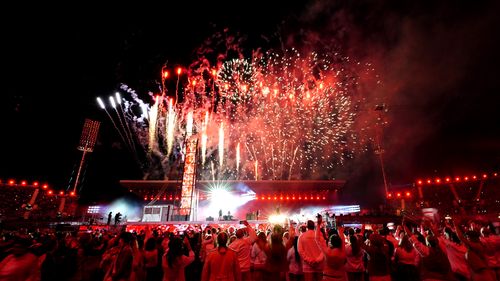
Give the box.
[74,119,100,193]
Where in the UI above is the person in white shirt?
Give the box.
[228,220,257,281]
[298,219,324,281]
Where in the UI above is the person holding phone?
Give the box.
[228,220,257,281]
[162,236,194,281]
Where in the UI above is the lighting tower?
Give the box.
[73,119,100,193]
[58,119,100,215]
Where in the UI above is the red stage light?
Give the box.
[455,177,460,182]
[70,191,75,196]
[286,196,289,200]
[261,196,265,200]
[494,173,498,177]
[268,196,271,200]
[426,179,431,184]
[175,197,179,200]
[169,197,173,200]
[280,196,283,200]
[304,196,308,200]
[150,196,154,200]
[436,179,441,184]
[292,196,295,200]
[396,193,401,197]
[163,197,167,200]
[48,190,53,195]
[482,174,488,179]
[42,184,48,189]
[176,67,182,75]
[59,191,64,196]
[144,196,147,200]
[445,178,451,182]
[387,193,392,198]
[316,196,320,200]
[472,175,477,180]
[406,192,411,197]
[163,71,169,78]
[464,176,469,181]
[322,196,326,200]
[8,180,15,185]
[33,181,39,187]
[274,196,277,200]
[298,196,302,200]
[21,181,27,186]
[211,69,216,76]
[417,180,423,185]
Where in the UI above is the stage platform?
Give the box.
[125,220,270,226]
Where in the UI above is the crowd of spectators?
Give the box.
[0,212,499,281]
[388,180,500,219]
[0,185,78,223]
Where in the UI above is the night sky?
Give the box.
[1,1,499,205]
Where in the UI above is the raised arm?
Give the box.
[182,236,195,265]
[315,217,328,254]
[404,224,430,257]
[242,220,257,244]
[453,219,472,249]
[337,226,345,252]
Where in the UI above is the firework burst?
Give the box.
[103,48,377,180]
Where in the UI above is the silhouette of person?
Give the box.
[219,209,223,220]
[114,212,122,226]
[107,212,112,225]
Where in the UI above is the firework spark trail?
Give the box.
[218,122,224,168]
[165,99,176,156]
[254,160,258,180]
[175,67,181,104]
[148,96,159,151]
[97,97,129,150]
[201,133,208,165]
[110,96,134,150]
[236,142,240,173]
[200,111,209,165]
[186,111,193,137]
[288,146,299,180]
[115,92,138,155]
[113,48,374,180]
